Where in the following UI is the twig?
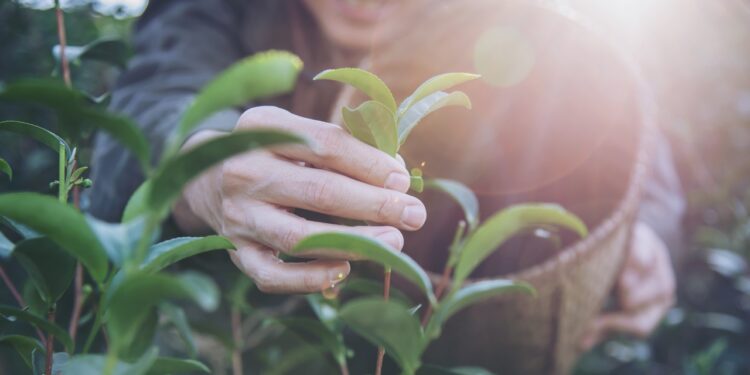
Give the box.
[231,308,243,375]
[375,269,392,375]
[67,263,83,343]
[0,265,47,346]
[45,310,55,375]
[54,0,72,88]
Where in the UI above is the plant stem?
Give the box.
[231,307,243,375]
[58,144,66,203]
[375,268,391,375]
[45,309,55,375]
[421,263,452,327]
[54,0,72,88]
[0,265,48,345]
[67,263,83,343]
[339,360,350,375]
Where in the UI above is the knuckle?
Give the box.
[375,194,400,223]
[305,179,339,212]
[252,269,277,293]
[311,126,344,161]
[279,221,307,252]
[238,106,288,129]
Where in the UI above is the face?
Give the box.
[301,0,428,51]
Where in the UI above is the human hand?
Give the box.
[580,221,676,350]
[175,106,426,293]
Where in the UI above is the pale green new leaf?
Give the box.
[176,50,303,145]
[453,204,587,286]
[426,279,534,340]
[293,233,436,305]
[0,193,108,283]
[142,236,235,273]
[314,68,397,113]
[398,91,471,145]
[121,181,150,222]
[341,100,398,156]
[0,158,11,181]
[399,73,480,115]
[0,305,73,352]
[410,168,424,193]
[340,298,424,374]
[424,178,479,232]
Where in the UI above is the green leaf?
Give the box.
[453,204,587,286]
[341,278,412,306]
[398,73,480,115]
[175,271,220,312]
[0,217,41,240]
[85,215,147,267]
[159,303,197,358]
[424,178,479,232]
[0,158,11,181]
[339,298,424,374]
[276,317,347,364]
[61,348,158,375]
[293,233,436,305]
[13,237,75,304]
[120,308,158,361]
[121,181,151,222]
[0,193,108,283]
[314,68,397,113]
[0,120,69,156]
[0,335,44,370]
[147,357,210,374]
[69,166,88,182]
[426,280,534,340]
[410,168,424,193]
[176,50,303,145]
[0,231,13,259]
[54,37,131,68]
[141,236,235,273]
[397,91,471,145]
[227,275,253,314]
[33,351,69,375]
[0,305,73,352]
[76,108,151,172]
[341,100,398,156]
[148,130,305,215]
[417,365,496,375]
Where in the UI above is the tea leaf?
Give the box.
[0,217,41,240]
[76,108,151,172]
[86,215,147,267]
[397,91,471,145]
[453,204,587,286]
[293,232,436,305]
[54,37,131,69]
[341,100,398,156]
[314,68,397,113]
[175,271,220,312]
[13,237,75,305]
[34,351,69,375]
[141,236,235,273]
[120,309,158,361]
[0,158,11,181]
[121,181,151,222]
[159,303,197,358]
[276,317,347,364]
[426,279,534,340]
[399,73,480,115]
[0,120,69,156]
[424,178,479,232]
[0,335,44,370]
[0,231,12,259]
[148,130,305,215]
[176,50,303,145]
[417,365,496,375]
[147,357,210,374]
[0,305,73,352]
[339,298,424,374]
[410,168,424,193]
[61,348,158,375]
[0,193,108,283]
[341,278,413,305]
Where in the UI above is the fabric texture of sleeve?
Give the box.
[86,0,245,222]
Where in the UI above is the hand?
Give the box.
[174,106,427,293]
[580,221,676,350]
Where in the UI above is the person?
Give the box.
[88,0,682,367]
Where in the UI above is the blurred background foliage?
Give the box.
[1,0,749,374]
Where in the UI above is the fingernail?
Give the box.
[401,205,426,230]
[377,230,404,250]
[384,172,410,192]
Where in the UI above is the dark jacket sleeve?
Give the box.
[637,129,685,262]
[86,0,245,221]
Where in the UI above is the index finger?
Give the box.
[237,106,411,193]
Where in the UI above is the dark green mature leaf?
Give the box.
[276,317,347,364]
[0,120,69,156]
[13,237,75,304]
[398,73,480,115]
[397,91,471,145]
[148,130,305,215]
[76,108,151,172]
[121,181,151,222]
[417,365,496,375]
[453,204,587,286]
[120,309,158,361]
[0,193,108,283]
[293,233,436,305]
[86,215,146,267]
[159,303,197,358]
[142,236,235,273]
[0,158,11,181]
[0,335,44,369]
[341,100,398,156]
[61,348,158,375]
[314,68,397,113]
[54,38,131,68]
[424,178,479,232]
[426,280,534,340]
[0,305,73,352]
[176,50,302,145]
[147,357,210,374]
[176,271,220,312]
[341,278,412,305]
[0,231,12,259]
[0,217,41,240]
[340,298,424,374]
[227,274,253,314]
